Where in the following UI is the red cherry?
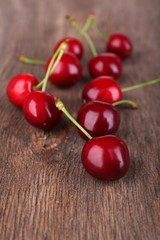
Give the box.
[7,73,39,107]
[54,37,84,59]
[22,91,62,130]
[81,135,129,181]
[77,101,120,140]
[82,76,122,104]
[88,53,122,80]
[45,52,82,87]
[107,33,133,60]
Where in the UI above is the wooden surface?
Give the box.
[0,0,160,239]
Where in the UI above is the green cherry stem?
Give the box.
[112,100,138,108]
[91,19,108,42]
[66,15,98,57]
[56,99,92,140]
[121,78,160,92]
[76,13,94,39]
[33,49,60,91]
[19,55,46,65]
[34,41,69,92]
[42,42,69,92]
[41,50,60,92]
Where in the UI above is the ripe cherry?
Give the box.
[81,135,129,181]
[77,101,120,140]
[7,73,39,107]
[22,91,62,130]
[82,76,122,104]
[54,37,84,60]
[45,52,82,87]
[107,33,133,60]
[88,53,122,80]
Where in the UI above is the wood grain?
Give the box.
[0,0,160,239]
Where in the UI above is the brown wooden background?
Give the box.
[0,0,160,239]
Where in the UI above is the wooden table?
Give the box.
[0,0,160,239]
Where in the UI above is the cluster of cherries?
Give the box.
[7,14,160,181]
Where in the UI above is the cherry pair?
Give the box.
[55,99,130,181]
[67,16,123,80]
[84,13,133,60]
[7,41,71,129]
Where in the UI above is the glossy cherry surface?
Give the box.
[82,76,122,104]
[77,101,120,140]
[46,52,82,87]
[88,53,122,80]
[81,135,129,181]
[54,37,84,59]
[7,73,39,107]
[22,91,62,130]
[107,33,133,60]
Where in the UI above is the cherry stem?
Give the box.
[34,41,69,92]
[112,100,138,109]
[33,49,60,91]
[91,18,108,42]
[56,99,92,140]
[66,15,98,57]
[121,78,160,92]
[19,55,46,65]
[76,13,94,39]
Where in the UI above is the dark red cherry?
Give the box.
[88,53,122,80]
[54,37,84,59]
[22,91,62,130]
[7,73,39,107]
[107,33,133,60]
[77,101,120,140]
[82,76,122,104]
[81,135,129,181]
[45,52,82,87]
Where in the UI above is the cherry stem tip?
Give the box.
[112,100,138,109]
[18,55,46,65]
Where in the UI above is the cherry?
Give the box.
[7,73,39,107]
[77,101,120,140]
[107,33,133,60]
[23,91,62,130]
[88,53,122,80]
[54,37,84,60]
[82,76,122,104]
[45,52,82,87]
[81,135,129,181]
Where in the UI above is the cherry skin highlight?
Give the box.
[81,135,130,181]
[7,73,39,107]
[54,37,84,59]
[88,53,122,80]
[77,101,120,140]
[82,76,122,104]
[46,52,82,87]
[22,91,62,130]
[107,33,133,60]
